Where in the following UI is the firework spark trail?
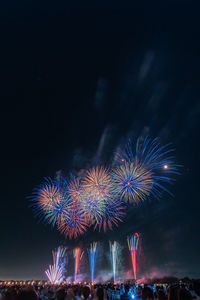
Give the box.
[87,242,97,283]
[127,233,140,281]
[109,241,118,283]
[73,248,83,282]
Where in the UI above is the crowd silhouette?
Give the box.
[1,281,200,300]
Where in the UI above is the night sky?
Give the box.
[1,1,200,280]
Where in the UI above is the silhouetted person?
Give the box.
[120,285,130,300]
[82,286,90,300]
[178,286,192,300]
[18,289,39,300]
[156,290,167,300]
[96,287,104,300]
[56,289,67,300]
[142,285,153,300]
[167,286,179,300]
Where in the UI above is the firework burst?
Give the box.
[112,137,180,203]
[57,176,88,239]
[94,197,126,232]
[112,162,153,204]
[81,167,112,223]
[31,178,70,226]
[31,136,181,239]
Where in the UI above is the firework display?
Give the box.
[45,237,140,283]
[87,242,98,283]
[31,136,180,239]
[109,241,119,283]
[127,233,140,280]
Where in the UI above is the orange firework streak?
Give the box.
[127,233,140,281]
[73,248,83,282]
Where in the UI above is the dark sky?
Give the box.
[1,1,200,280]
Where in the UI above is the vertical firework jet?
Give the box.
[87,242,97,283]
[109,241,119,283]
[45,246,66,284]
[52,246,66,266]
[73,248,83,282]
[127,233,140,281]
